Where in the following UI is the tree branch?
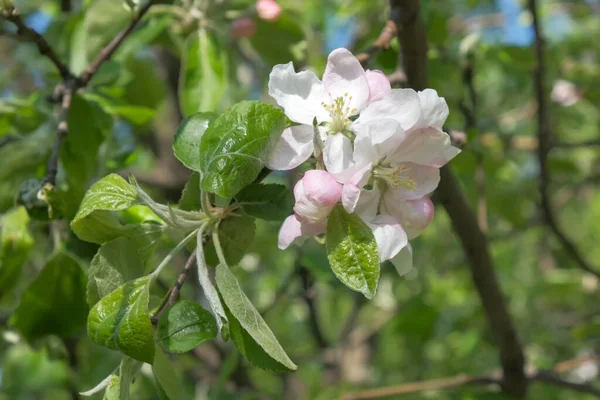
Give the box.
[47,81,74,185]
[356,20,397,65]
[1,6,72,79]
[298,264,329,349]
[527,0,600,279]
[389,0,527,396]
[78,0,159,87]
[342,354,600,400]
[151,253,196,324]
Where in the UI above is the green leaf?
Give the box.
[83,92,156,125]
[326,205,380,299]
[87,276,155,363]
[235,183,293,221]
[178,172,201,212]
[71,174,139,242]
[224,304,292,372]
[157,300,218,354]
[10,252,88,341]
[204,215,255,266]
[198,101,286,198]
[215,264,296,371]
[152,346,187,400]
[0,207,33,300]
[87,237,148,307]
[173,112,217,171]
[250,15,305,66]
[179,29,228,117]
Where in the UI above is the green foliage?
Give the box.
[87,276,155,363]
[216,264,297,371]
[198,101,287,198]
[157,300,218,354]
[173,112,217,171]
[152,346,187,400]
[326,205,380,299]
[235,183,293,221]
[250,15,305,65]
[10,252,88,341]
[180,29,229,117]
[0,207,33,300]
[204,214,256,266]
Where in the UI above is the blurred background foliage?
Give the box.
[1,0,599,399]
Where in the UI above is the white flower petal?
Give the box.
[382,196,434,239]
[418,89,448,128]
[355,186,381,221]
[391,243,413,276]
[390,127,460,168]
[268,125,314,171]
[323,48,369,113]
[278,215,326,249]
[323,133,353,178]
[365,214,408,262]
[356,89,421,130]
[388,162,440,200]
[268,62,329,125]
[353,119,404,165]
[366,69,391,103]
[341,163,372,213]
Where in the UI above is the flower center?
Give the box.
[322,92,356,135]
[372,164,416,191]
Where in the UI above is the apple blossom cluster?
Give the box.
[268,48,461,274]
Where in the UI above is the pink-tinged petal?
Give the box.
[355,186,381,221]
[355,88,421,131]
[353,119,404,165]
[388,163,440,200]
[382,196,434,239]
[323,133,353,178]
[268,62,329,125]
[340,162,370,210]
[302,170,342,206]
[323,48,369,113]
[418,89,448,128]
[256,0,281,21]
[391,243,413,276]
[366,70,391,102]
[390,126,460,168]
[293,170,341,224]
[278,215,326,249]
[268,125,314,170]
[364,214,407,262]
[278,215,304,249]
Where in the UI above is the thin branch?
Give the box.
[342,354,600,400]
[1,7,72,79]
[355,20,397,64]
[389,0,527,396]
[342,374,501,400]
[47,82,74,185]
[532,371,600,396]
[527,0,600,279]
[78,0,159,87]
[555,140,600,149]
[298,264,329,349]
[151,253,196,324]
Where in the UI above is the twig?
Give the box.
[47,81,74,185]
[342,354,600,400]
[298,264,329,349]
[78,0,159,87]
[1,7,72,79]
[389,0,527,397]
[342,374,501,400]
[355,20,397,64]
[386,68,407,85]
[528,0,600,279]
[151,253,196,324]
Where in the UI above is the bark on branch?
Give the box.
[389,0,527,396]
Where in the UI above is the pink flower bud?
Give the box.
[232,18,257,38]
[256,0,281,21]
[293,170,342,225]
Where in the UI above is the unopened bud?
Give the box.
[232,18,257,38]
[256,0,281,22]
[293,170,342,225]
